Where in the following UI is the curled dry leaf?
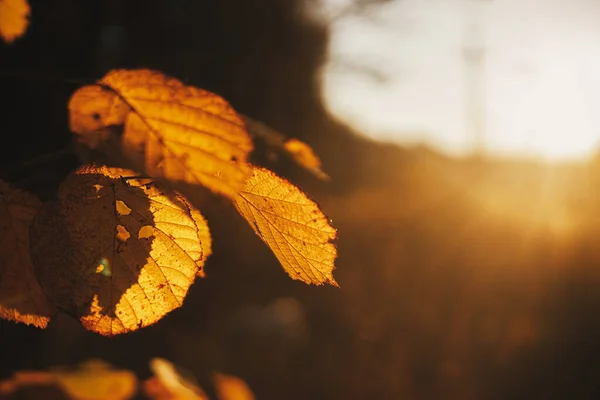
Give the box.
[0,359,137,400]
[29,165,211,336]
[233,166,338,286]
[68,68,254,199]
[283,138,330,181]
[0,180,55,327]
[0,0,30,43]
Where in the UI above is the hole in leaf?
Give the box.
[95,257,112,277]
[115,200,132,215]
[93,184,103,193]
[116,224,130,242]
[138,225,154,239]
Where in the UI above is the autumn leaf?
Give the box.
[212,373,255,400]
[0,0,30,43]
[29,165,211,336]
[241,115,330,181]
[283,138,330,181]
[68,69,254,199]
[0,180,56,328]
[145,358,208,400]
[0,359,137,400]
[53,360,137,400]
[144,358,255,400]
[233,166,338,286]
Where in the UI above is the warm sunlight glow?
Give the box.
[315,0,600,161]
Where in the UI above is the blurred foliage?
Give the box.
[0,358,254,399]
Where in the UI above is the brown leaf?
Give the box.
[0,180,56,328]
[0,359,137,400]
[68,69,253,199]
[29,165,211,336]
[0,0,30,43]
[233,166,338,286]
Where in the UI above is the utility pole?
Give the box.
[462,0,491,158]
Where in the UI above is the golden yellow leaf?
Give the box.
[233,166,338,286]
[283,138,330,181]
[0,359,137,400]
[0,0,29,43]
[29,165,211,336]
[213,373,255,400]
[68,69,254,199]
[0,180,56,328]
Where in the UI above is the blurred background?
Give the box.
[2,0,600,398]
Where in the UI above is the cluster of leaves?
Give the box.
[0,4,338,336]
[0,358,255,400]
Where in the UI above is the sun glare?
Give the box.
[316,0,600,161]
